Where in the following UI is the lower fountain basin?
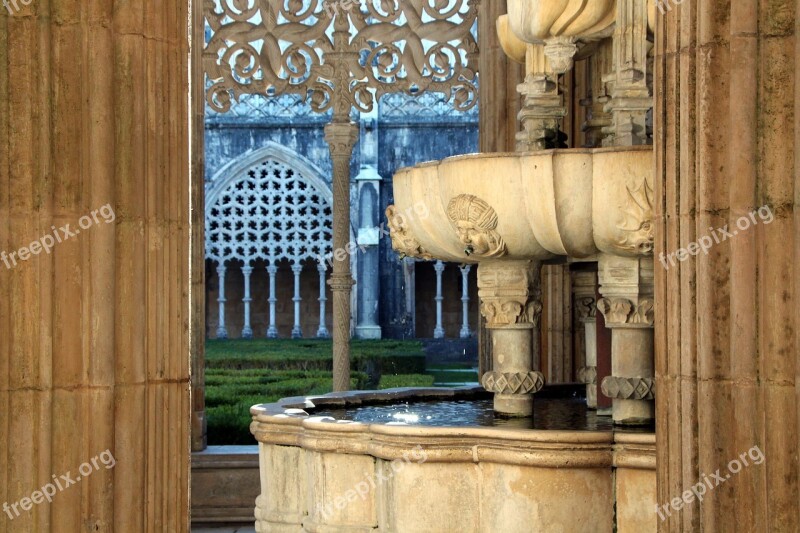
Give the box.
[250,387,656,533]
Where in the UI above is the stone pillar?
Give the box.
[541,264,572,383]
[0,0,191,528]
[478,260,545,417]
[324,122,359,391]
[603,0,652,146]
[597,255,654,425]
[573,269,598,408]
[354,139,382,340]
[516,45,567,151]
[433,260,446,339]
[291,264,303,339]
[459,265,473,338]
[241,265,253,339]
[580,40,613,148]
[216,265,228,339]
[316,263,330,338]
[655,1,798,530]
[266,264,278,338]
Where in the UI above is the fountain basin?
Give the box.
[389,146,654,263]
[250,387,656,532]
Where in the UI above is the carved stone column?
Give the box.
[216,264,228,339]
[573,269,598,408]
[459,265,473,339]
[433,260,446,339]
[516,45,567,151]
[324,121,359,391]
[603,0,652,146]
[597,255,654,425]
[478,260,545,417]
[580,40,614,148]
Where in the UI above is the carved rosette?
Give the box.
[597,297,654,327]
[616,178,654,255]
[385,205,432,260]
[477,262,541,328]
[482,371,545,395]
[577,366,597,385]
[601,376,655,400]
[446,194,507,259]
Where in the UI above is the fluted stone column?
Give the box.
[655,1,798,530]
[0,1,191,529]
[598,255,654,425]
[324,121,359,392]
[478,260,545,417]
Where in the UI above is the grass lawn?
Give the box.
[205,339,435,445]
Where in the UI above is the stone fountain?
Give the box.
[387,147,654,422]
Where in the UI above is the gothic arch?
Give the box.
[205,142,335,266]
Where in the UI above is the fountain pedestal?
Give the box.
[478,260,545,416]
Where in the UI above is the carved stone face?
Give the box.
[455,220,491,256]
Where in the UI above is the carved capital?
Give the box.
[601,376,655,400]
[477,261,541,328]
[324,122,359,156]
[543,36,578,74]
[482,371,545,395]
[597,297,654,326]
[575,296,597,321]
[577,366,597,385]
[447,194,507,259]
[327,273,355,292]
[385,205,432,260]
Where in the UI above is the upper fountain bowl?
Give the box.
[388,146,654,264]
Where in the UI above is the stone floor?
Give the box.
[192,526,256,533]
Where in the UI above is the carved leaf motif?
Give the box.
[616,178,654,255]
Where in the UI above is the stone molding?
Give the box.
[482,371,545,395]
[597,297,654,326]
[600,376,655,400]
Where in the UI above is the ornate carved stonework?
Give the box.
[597,297,654,326]
[477,262,541,328]
[616,178,654,255]
[601,376,655,400]
[480,300,543,328]
[482,371,545,395]
[385,205,432,260]
[447,194,507,258]
[577,366,597,385]
[576,296,597,321]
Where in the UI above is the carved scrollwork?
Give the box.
[597,297,654,326]
[601,376,655,400]
[204,0,480,118]
[482,371,545,395]
[385,205,432,260]
[446,194,507,258]
[616,178,654,255]
[480,299,542,328]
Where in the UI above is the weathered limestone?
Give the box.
[0,1,192,530]
[573,269,599,408]
[478,261,544,416]
[654,0,798,530]
[251,389,656,532]
[598,255,655,425]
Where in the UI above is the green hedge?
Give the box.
[378,374,435,389]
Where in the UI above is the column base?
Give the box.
[266,327,278,339]
[493,393,533,417]
[612,399,654,426]
[355,325,381,340]
[241,327,253,339]
[291,328,303,339]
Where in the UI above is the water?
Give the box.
[312,397,621,431]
